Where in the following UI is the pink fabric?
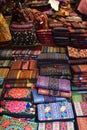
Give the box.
[78,0,87,15]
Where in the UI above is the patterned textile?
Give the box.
[38,88,72,98]
[42,46,66,53]
[32,89,66,103]
[40,65,71,76]
[74,102,87,116]
[0,100,36,118]
[37,102,74,121]
[37,76,71,92]
[0,115,38,130]
[71,65,87,73]
[67,46,87,58]
[5,79,35,88]
[72,93,87,102]
[0,49,12,59]
[36,29,55,46]
[38,121,75,130]
[0,13,12,42]
[77,117,87,130]
[37,53,69,65]
[71,84,87,91]
[7,70,39,79]
[0,60,11,68]
[2,88,32,101]
[11,60,37,70]
[10,22,39,47]
[0,68,9,78]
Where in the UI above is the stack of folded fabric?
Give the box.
[37,46,71,79]
[36,29,55,46]
[6,60,39,80]
[52,27,70,46]
[71,65,87,91]
[68,22,87,48]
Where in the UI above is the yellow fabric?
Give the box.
[0,13,12,42]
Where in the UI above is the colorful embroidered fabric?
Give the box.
[67,46,87,58]
[37,76,71,92]
[38,88,71,98]
[77,117,87,130]
[32,89,66,103]
[42,46,66,53]
[3,88,32,101]
[38,121,75,130]
[74,102,87,116]
[37,101,74,121]
[1,100,36,117]
[40,65,71,76]
[72,93,87,102]
[0,115,38,130]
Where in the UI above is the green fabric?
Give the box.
[72,92,82,102]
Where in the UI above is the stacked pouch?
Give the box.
[71,65,87,91]
[68,25,87,47]
[38,121,75,130]
[37,53,69,66]
[77,117,87,130]
[2,88,32,101]
[0,115,38,129]
[36,76,71,99]
[41,46,67,53]
[73,102,87,117]
[36,29,55,46]
[37,101,74,121]
[67,46,87,64]
[52,27,70,46]
[0,100,36,118]
[32,89,66,104]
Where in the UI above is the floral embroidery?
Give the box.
[6,101,26,113]
[2,120,10,128]
[8,88,29,98]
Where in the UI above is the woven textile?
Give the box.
[0,115,37,130]
[74,102,87,116]
[0,68,9,78]
[38,88,71,98]
[2,88,32,101]
[0,100,36,118]
[77,117,87,130]
[37,101,74,121]
[32,89,66,103]
[37,76,71,92]
[38,121,75,130]
[72,93,87,102]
